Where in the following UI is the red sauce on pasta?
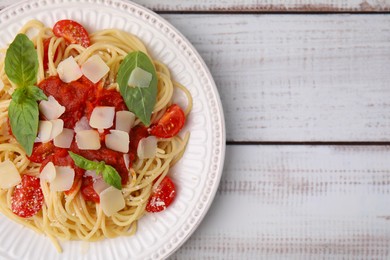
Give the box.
[30,76,130,202]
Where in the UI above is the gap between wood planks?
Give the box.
[226,141,390,146]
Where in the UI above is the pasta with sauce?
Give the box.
[0,19,192,252]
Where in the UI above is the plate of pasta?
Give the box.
[0,0,225,259]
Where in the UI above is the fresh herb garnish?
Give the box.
[117,51,157,126]
[68,152,122,190]
[5,34,47,155]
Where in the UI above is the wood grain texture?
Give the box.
[119,0,390,12]
[0,0,390,12]
[171,145,390,259]
[162,14,390,142]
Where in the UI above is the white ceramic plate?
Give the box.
[0,0,225,259]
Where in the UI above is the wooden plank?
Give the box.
[161,14,390,142]
[134,0,390,12]
[1,0,390,13]
[172,145,390,259]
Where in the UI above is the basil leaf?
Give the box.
[27,85,48,101]
[8,88,39,156]
[69,152,122,190]
[117,51,157,126]
[102,165,122,190]
[69,152,99,171]
[5,34,38,87]
[4,34,43,156]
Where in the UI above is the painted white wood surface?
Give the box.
[162,14,390,142]
[2,0,389,12]
[0,0,390,12]
[0,1,389,260]
[132,0,390,12]
[172,145,390,259]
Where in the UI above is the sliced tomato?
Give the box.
[146,176,176,213]
[53,20,90,48]
[29,142,55,163]
[11,175,44,218]
[149,104,186,138]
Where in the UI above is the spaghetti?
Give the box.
[0,19,192,252]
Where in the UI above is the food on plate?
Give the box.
[0,19,192,252]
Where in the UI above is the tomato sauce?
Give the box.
[32,75,130,202]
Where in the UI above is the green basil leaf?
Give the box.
[69,152,99,171]
[102,165,122,190]
[27,85,48,101]
[11,87,28,103]
[69,152,122,190]
[117,51,157,126]
[8,88,39,156]
[5,34,38,87]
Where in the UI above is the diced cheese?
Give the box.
[54,128,74,148]
[99,187,125,216]
[37,120,53,143]
[40,162,56,182]
[57,56,83,83]
[0,79,4,91]
[89,106,115,129]
[0,160,21,188]
[50,166,75,192]
[81,55,109,84]
[74,116,91,133]
[75,130,101,150]
[105,130,129,153]
[50,119,64,140]
[115,111,135,132]
[128,67,152,88]
[39,96,65,120]
[93,178,110,194]
[85,170,99,180]
[123,154,130,170]
[137,136,157,159]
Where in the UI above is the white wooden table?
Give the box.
[2,0,390,259]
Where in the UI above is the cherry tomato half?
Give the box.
[11,175,44,218]
[149,104,186,138]
[146,176,176,213]
[53,20,90,48]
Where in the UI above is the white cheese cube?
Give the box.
[54,128,74,148]
[37,120,53,143]
[57,56,82,83]
[50,166,75,192]
[50,119,64,140]
[100,186,125,216]
[105,130,129,153]
[74,116,91,133]
[39,96,65,120]
[93,178,110,194]
[40,162,56,182]
[81,55,110,84]
[115,111,135,133]
[76,130,101,150]
[0,160,21,188]
[123,154,130,170]
[128,67,152,88]
[137,136,157,159]
[89,106,115,129]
